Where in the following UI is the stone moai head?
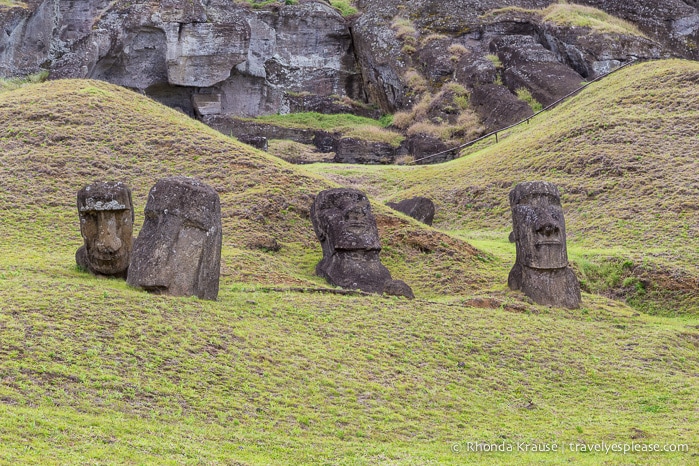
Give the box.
[76,181,134,278]
[311,188,394,294]
[508,181,581,308]
[127,177,222,300]
[312,188,382,254]
[510,181,568,269]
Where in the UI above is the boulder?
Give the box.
[386,197,436,226]
[383,279,415,299]
[237,135,268,151]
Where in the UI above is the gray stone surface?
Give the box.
[507,181,581,308]
[76,181,134,279]
[192,94,222,117]
[0,1,360,118]
[383,279,415,299]
[311,188,411,295]
[471,84,534,132]
[333,138,397,164]
[386,197,436,226]
[128,177,222,300]
[0,0,692,148]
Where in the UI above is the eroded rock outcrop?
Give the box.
[386,197,436,226]
[0,0,361,118]
[351,0,678,136]
[1,0,697,154]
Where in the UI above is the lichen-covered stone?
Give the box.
[383,279,415,299]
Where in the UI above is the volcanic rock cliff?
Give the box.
[0,0,696,133]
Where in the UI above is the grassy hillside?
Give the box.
[0,79,491,297]
[310,59,699,316]
[0,74,698,464]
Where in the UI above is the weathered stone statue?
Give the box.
[508,181,581,308]
[76,181,134,278]
[386,197,436,225]
[127,177,222,300]
[311,188,413,298]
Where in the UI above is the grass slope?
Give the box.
[0,79,488,297]
[0,75,698,464]
[310,59,699,316]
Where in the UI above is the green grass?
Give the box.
[329,0,357,17]
[487,4,646,37]
[1,70,698,464]
[0,70,48,93]
[516,87,543,112]
[542,3,646,36]
[248,111,404,147]
[0,0,26,7]
[308,60,699,316]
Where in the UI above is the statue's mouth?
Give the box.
[346,221,370,231]
[92,253,125,262]
[535,240,561,246]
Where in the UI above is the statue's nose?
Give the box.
[96,214,122,253]
[535,211,560,237]
[346,204,368,221]
[538,223,559,236]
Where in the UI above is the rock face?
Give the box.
[311,188,412,297]
[470,84,534,131]
[386,197,436,226]
[507,181,581,309]
[333,138,398,164]
[1,0,698,157]
[76,181,134,279]
[127,177,222,300]
[0,0,361,118]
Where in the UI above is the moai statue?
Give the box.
[508,181,581,308]
[127,177,222,300]
[76,181,134,278]
[311,188,414,298]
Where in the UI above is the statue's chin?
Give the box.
[89,256,128,275]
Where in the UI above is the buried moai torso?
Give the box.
[311,188,413,298]
[76,181,134,278]
[508,181,581,309]
[127,177,222,300]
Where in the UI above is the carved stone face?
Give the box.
[127,177,221,300]
[310,188,396,294]
[510,181,568,269]
[77,182,133,277]
[311,189,381,253]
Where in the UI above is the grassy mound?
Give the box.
[0,79,488,297]
[309,60,699,315]
[0,74,698,464]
